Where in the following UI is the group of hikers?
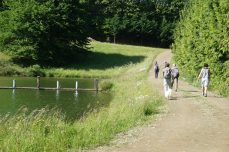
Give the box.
[154,61,210,100]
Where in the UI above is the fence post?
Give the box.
[56,80,60,90]
[37,76,40,89]
[94,79,99,91]
[75,81,78,90]
[12,79,16,89]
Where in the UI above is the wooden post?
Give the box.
[94,79,98,91]
[75,81,78,90]
[37,76,40,89]
[12,79,16,89]
[56,81,60,89]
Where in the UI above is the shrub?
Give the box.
[0,61,25,76]
[27,64,46,77]
[173,0,229,96]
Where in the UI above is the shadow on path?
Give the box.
[180,89,199,93]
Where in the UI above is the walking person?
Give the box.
[198,63,210,97]
[154,61,159,78]
[171,64,180,92]
[163,62,172,99]
[164,61,168,67]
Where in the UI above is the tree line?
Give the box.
[0,0,187,65]
[173,0,229,96]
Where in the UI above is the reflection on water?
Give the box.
[0,77,112,121]
[56,90,60,101]
[12,89,15,100]
[74,91,79,99]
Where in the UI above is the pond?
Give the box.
[0,77,112,121]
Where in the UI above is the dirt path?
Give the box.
[90,50,229,152]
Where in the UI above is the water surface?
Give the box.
[0,77,112,120]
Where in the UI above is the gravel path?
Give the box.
[89,50,229,152]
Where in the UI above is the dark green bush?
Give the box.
[27,64,46,77]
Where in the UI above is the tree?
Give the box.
[173,0,229,95]
[102,0,187,47]
[0,0,93,65]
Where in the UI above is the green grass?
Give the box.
[0,41,161,78]
[0,42,164,151]
[45,41,159,78]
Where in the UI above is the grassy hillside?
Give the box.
[0,41,162,78]
[0,42,164,151]
[45,41,160,78]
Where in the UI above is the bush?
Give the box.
[0,0,92,65]
[27,64,46,77]
[173,0,229,96]
[0,61,25,76]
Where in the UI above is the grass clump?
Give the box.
[144,100,161,116]
[99,80,113,91]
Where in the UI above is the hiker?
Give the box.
[163,62,172,99]
[154,61,159,78]
[164,61,168,67]
[198,63,210,97]
[171,64,179,92]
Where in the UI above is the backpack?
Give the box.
[164,68,171,79]
[172,68,179,78]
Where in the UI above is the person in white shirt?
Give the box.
[198,63,210,97]
[162,62,172,99]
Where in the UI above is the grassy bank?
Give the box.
[0,41,161,78]
[45,41,157,78]
[0,42,164,151]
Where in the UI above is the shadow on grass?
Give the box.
[62,51,145,70]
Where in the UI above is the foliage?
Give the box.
[0,52,25,76]
[0,0,187,67]
[0,60,24,76]
[0,0,95,65]
[27,64,46,77]
[100,0,188,47]
[173,0,229,96]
